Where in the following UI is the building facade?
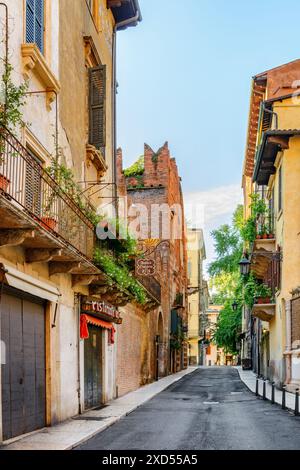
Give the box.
[187,228,207,365]
[201,305,230,366]
[117,143,189,379]
[242,59,300,388]
[0,0,145,443]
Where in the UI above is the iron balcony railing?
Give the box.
[0,126,95,259]
[137,275,161,304]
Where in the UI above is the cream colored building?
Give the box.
[242,59,300,388]
[204,305,231,366]
[0,0,143,443]
[187,228,208,365]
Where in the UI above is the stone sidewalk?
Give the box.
[236,367,298,412]
[1,367,197,451]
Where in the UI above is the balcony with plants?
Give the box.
[0,63,161,308]
[241,193,277,279]
[243,272,275,322]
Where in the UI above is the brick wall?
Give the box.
[116,142,188,395]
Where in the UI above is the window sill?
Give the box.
[21,43,61,109]
[86,144,108,179]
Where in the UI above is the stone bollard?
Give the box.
[295,388,299,417]
[271,382,275,404]
[255,375,259,397]
[282,385,286,410]
[263,378,266,400]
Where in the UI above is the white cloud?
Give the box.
[184,184,242,274]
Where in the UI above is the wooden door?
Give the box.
[84,325,102,409]
[1,291,46,441]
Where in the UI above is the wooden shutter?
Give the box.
[35,0,44,53]
[26,0,44,53]
[25,148,42,216]
[26,0,35,43]
[89,66,106,155]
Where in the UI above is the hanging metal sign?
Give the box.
[135,258,156,276]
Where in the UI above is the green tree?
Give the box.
[208,205,244,353]
[208,205,243,277]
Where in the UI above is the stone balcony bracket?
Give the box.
[21,43,61,109]
[86,144,108,179]
[252,303,276,322]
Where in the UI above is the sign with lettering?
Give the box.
[81,300,122,324]
[135,258,156,277]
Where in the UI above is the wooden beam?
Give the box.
[49,261,81,276]
[268,135,290,149]
[107,0,129,7]
[72,274,98,288]
[0,229,35,247]
[89,285,110,295]
[26,248,62,263]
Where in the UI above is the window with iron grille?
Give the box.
[88,65,106,157]
[26,0,44,54]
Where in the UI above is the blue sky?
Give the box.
[116,0,300,269]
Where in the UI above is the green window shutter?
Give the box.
[89,65,106,156]
[171,310,178,335]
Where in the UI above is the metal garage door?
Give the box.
[1,289,46,441]
[84,325,102,409]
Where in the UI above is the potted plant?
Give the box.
[255,283,272,304]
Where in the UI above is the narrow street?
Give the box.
[76,367,300,451]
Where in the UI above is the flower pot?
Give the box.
[268,234,274,239]
[41,217,58,231]
[256,234,262,239]
[257,297,271,305]
[0,174,10,192]
[262,234,268,239]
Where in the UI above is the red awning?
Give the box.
[84,314,114,330]
[80,314,115,340]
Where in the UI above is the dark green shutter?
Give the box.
[171,310,178,335]
[89,65,106,155]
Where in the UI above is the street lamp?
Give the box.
[232,300,238,311]
[239,254,251,276]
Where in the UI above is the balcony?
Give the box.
[136,275,161,307]
[253,129,300,185]
[0,126,99,278]
[250,207,277,279]
[252,300,276,322]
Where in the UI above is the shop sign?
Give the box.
[81,300,122,324]
[135,258,156,276]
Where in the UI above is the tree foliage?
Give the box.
[208,205,244,353]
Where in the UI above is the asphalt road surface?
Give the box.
[76,367,300,450]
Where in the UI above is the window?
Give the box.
[278,166,282,213]
[89,65,106,156]
[26,0,44,53]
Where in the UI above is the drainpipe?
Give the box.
[0,3,9,118]
[111,2,142,219]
